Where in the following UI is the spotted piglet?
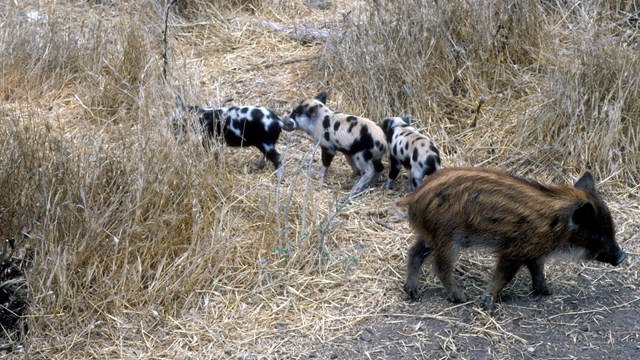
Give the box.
[187,103,286,182]
[380,115,441,192]
[283,92,387,198]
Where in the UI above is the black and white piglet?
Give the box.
[380,115,441,192]
[283,92,387,197]
[175,97,286,181]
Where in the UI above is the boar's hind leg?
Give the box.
[404,235,433,301]
[434,245,467,304]
[526,258,551,296]
[480,256,522,312]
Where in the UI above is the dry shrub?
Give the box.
[0,2,164,125]
[1,102,326,351]
[521,40,640,184]
[175,0,263,17]
[85,15,158,122]
[0,5,88,100]
[509,1,640,183]
[322,0,639,182]
[321,0,547,123]
[1,56,328,356]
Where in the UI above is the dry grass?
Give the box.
[0,0,638,358]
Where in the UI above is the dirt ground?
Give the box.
[304,262,640,359]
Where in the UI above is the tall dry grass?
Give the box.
[321,0,640,181]
[518,1,640,185]
[322,0,548,121]
[1,2,341,355]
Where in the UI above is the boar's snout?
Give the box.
[612,250,627,266]
[597,248,627,266]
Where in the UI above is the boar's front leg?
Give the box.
[481,256,522,312]
[526,258,551,296]
[404,235,433,301]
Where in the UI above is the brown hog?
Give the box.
[398,167,627,312]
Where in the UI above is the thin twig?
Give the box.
[547,297,640,320]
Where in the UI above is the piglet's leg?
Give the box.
[317,147,335,181]
[408,167,425,192]
[254,154,267,170]
[384,157,401,190]
[265,150,284,183]
[350,162,374,196]
[344,154,361,176]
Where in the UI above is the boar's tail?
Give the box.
[391,197,411,221]
[392,189,425,220]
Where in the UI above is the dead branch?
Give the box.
[260,20,332,45]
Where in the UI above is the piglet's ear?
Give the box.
[307,104,320,117]
[570,202,596,230]
[402,115,412,125]
[381,118,391,131]
[574,172,596,194]
[315,92,328,104]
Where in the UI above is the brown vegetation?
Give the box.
[1,0,638,357]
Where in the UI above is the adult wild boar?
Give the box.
[398,167,627,312]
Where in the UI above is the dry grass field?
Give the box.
[1,0,639,358]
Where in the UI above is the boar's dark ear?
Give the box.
[574,172,596,194]
[315,92,328,104]
[402,115,412,125]
[570,202,596,230]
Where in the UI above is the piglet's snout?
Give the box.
[282,116,296,131]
